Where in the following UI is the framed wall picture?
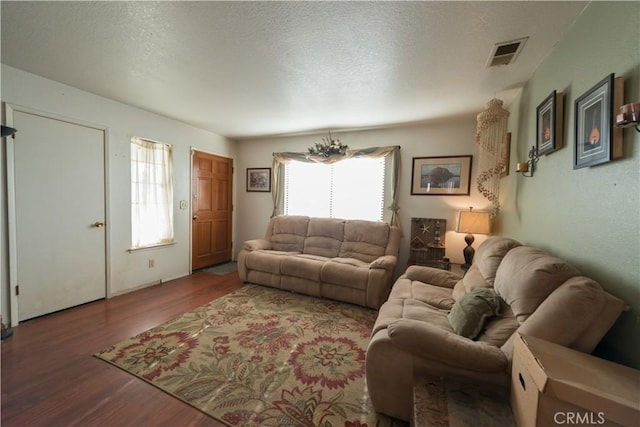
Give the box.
[574,74,624,169]
[410,155,472,195]
[246,168,271,192]
[536,90,564,155]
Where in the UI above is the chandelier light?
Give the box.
[307,130,349,158]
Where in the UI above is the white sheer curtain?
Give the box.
[130,137,174,249]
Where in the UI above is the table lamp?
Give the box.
[456,207,491,270]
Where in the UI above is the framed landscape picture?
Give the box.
[411,155,472,195]
[536,90,564,155]
[246,168,271,192]
[574,74,624,169]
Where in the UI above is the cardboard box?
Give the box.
[511,333,640,427]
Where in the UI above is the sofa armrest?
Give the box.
[369,255,397,270]
[404,265,462,288]
[242,239,272,251]
[387,319,507,372]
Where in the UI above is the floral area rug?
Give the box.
[95,285,407,427]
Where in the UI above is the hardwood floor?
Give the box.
[1,271,244,427]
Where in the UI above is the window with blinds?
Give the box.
[284,156,385,221]
[130,137,174,249]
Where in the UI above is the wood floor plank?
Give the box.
[1,271,244,426]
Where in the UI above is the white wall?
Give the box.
[1,65,237,322]
[501,2,640,368]
[236,118,493,277]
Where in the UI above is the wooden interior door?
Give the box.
[192,151,233,270]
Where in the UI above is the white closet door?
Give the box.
[13,111,106,321]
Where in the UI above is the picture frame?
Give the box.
[246,168,271,192]
[411,155,472,195]
[536,90,564,155]
[574,74,624,169]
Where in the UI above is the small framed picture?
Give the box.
[574,74,624,169]
[246,168,271,192]
[536,90,564,155]
[411,155,472,195]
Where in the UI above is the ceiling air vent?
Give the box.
[486,37,528,67]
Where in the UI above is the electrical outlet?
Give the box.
[148,259,155,268]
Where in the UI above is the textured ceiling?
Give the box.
[1,1,587,139]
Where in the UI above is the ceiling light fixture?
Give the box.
[307,130,349,158]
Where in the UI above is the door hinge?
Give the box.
[15,285,19,296]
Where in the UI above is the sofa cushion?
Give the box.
[387,319,508,372]
[303,217,344,258]
[280,255,326,281]
[245,250,298,274]
[477,315,519,347]
[373,298,452,336]
[340,220,389,263]
[320,258,370,290]
[404,266,461,289]
[494,246,580,323]
[448,288,505,340]
[452,267,491,301]
[452,237,521,300]
[501,276,626,359]
[268,215,309,252]
[388,277,455,310]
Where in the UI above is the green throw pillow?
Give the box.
[447,288,504,340]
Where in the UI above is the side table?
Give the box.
[412,375,515,427]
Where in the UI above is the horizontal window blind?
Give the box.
[284,157,385,221]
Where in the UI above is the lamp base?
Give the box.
[462,234,475,270]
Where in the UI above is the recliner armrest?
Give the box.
[387,319,507,372]
[242,239,272,251]
[404,265,462,288]
[369,255,397,270]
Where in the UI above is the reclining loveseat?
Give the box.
[366,237,627,421]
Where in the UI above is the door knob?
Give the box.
[93,221,105,228]
[192,215,198,220]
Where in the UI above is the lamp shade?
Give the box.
[456,210,491,235]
